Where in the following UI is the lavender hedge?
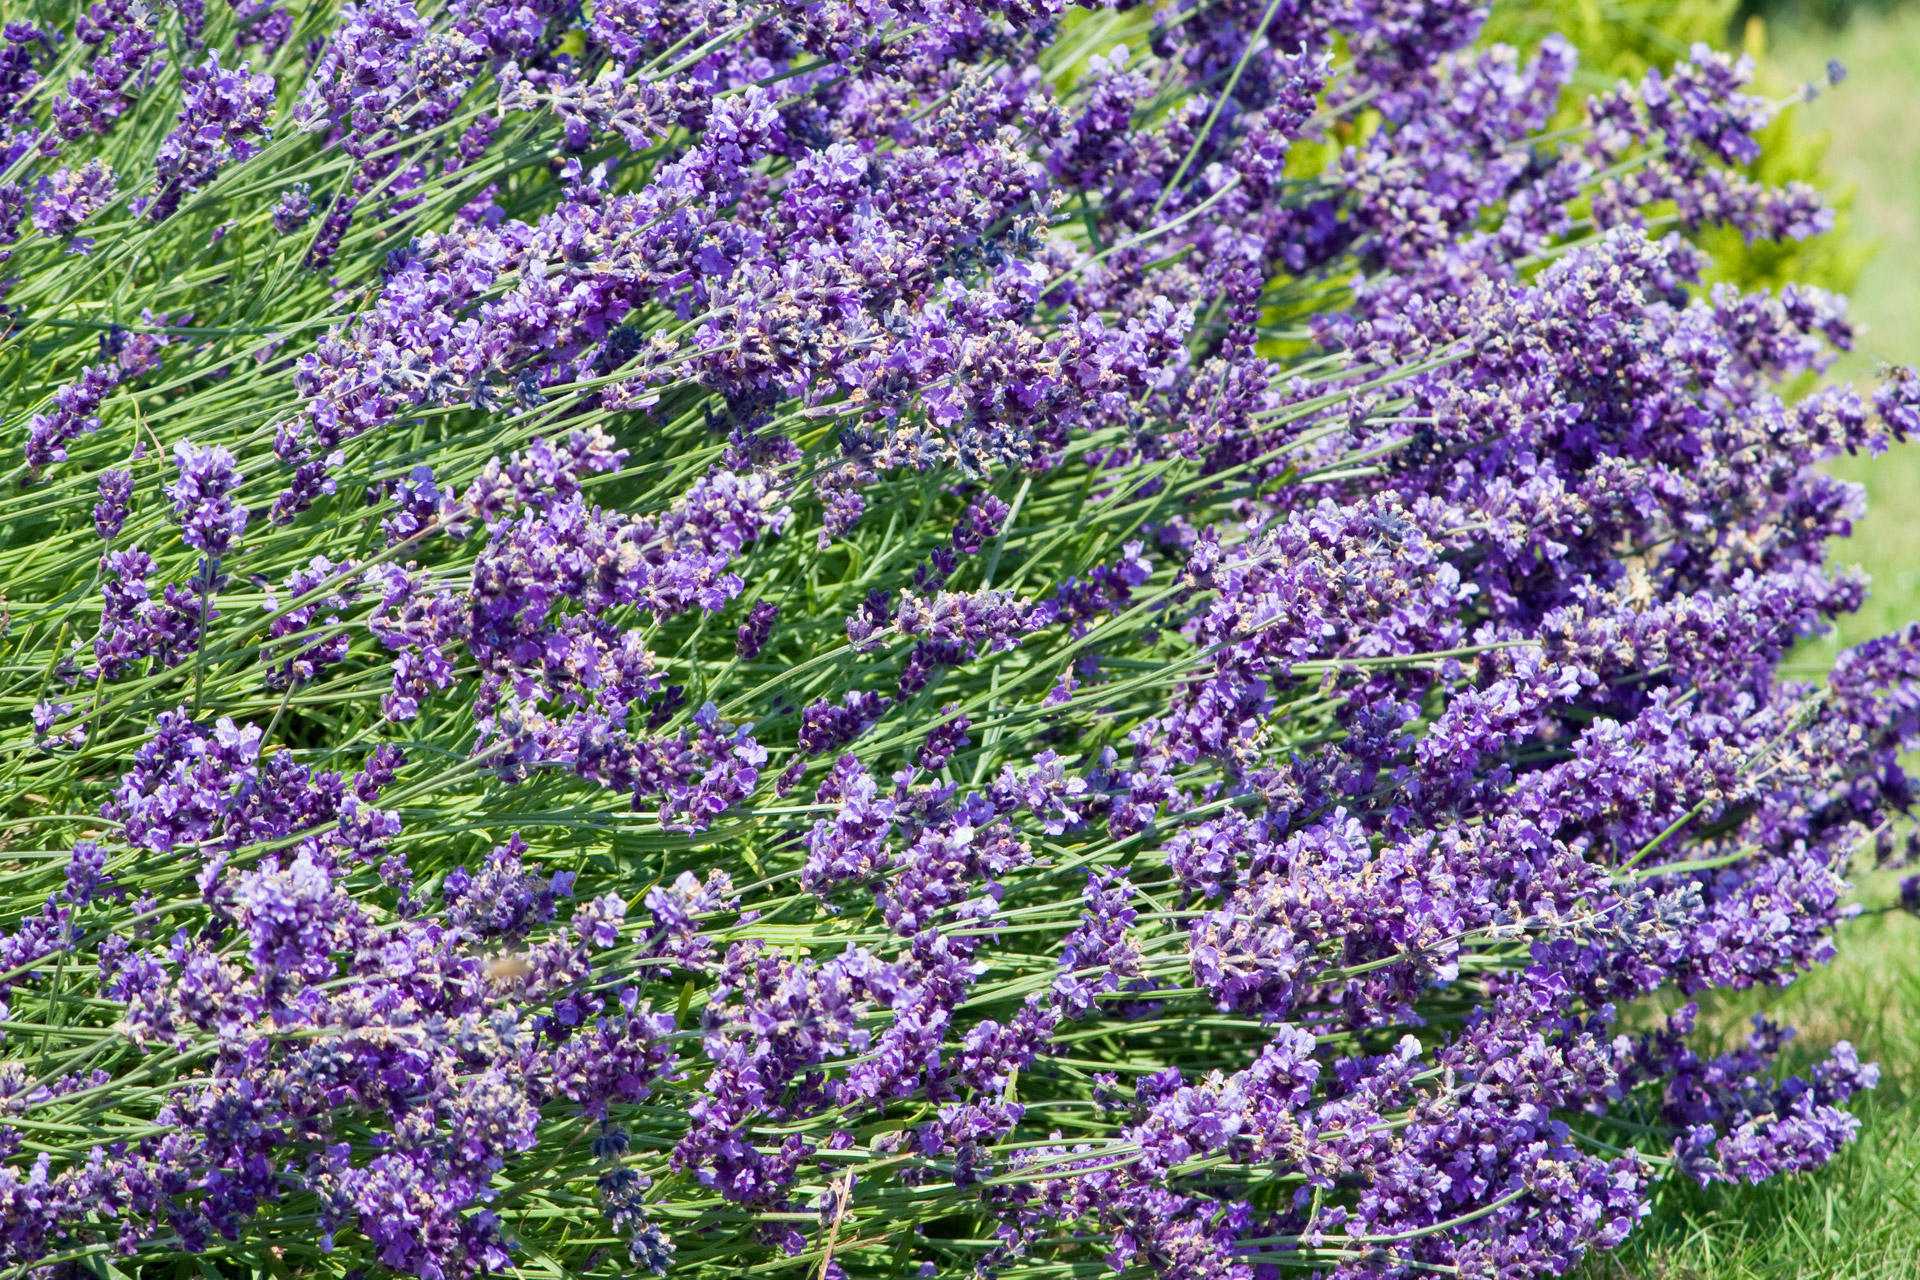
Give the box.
[0,1,1914,1278]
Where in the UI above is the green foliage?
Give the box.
[1487,0,1752,83]
[1484,0,1868,295]
[1737,0,1906,36]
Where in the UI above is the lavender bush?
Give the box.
[0,1,1913,1278]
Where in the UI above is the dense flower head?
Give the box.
[0,1,1910,1279]
[49,0,161,142]
[443,834,574,939]
[735,599,778,659]
[167,440,248,557]
[269,182,313,234]
[31,159,116,248]
[93,467,133,539]
[147,53,276,221]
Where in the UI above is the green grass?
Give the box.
[1587,1095,1920,1280]
[1587,882,1920,1279]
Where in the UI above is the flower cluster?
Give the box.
[31,159,116,250]
[24,326,169,471]
[146,54,275,221]
[0,2,1910,1280]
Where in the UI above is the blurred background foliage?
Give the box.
[1485,0,1869,297]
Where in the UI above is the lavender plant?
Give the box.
[0,1,1912,1279]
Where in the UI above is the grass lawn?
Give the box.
[1580,12,1920,1276]
[1590,882,1920,1279]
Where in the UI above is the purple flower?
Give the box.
[264,554,356,687]
[167,440,248,557]
[31,159,116,248]
[1054,868,1152,1019]
[62,841,111,905]
[917,708,972,772]
[639,868,735,971]
[802,757,896,896]
[234,849,353,983]
[798,689,890,756]
[1625,1007,1880,1186]
[103,708,347,854]
[25,330,167,472]
[3,2,1914,1275]
[575,893,628,948]
[895,587,1058,653]
[735,600,778,659]
[148,53,275,221]
[269,183,313,234]
[443,835,571,940]
[93,468,132,538]
[1874,365,1920,443]
[50,2,161,141]
[952,495,1012,555]
[93,546,211,679]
